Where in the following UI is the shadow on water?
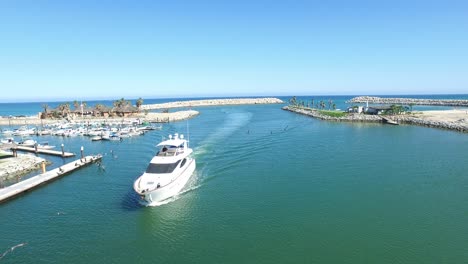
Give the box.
[121,189,142,211]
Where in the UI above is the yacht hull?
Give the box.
[138,159,196,206]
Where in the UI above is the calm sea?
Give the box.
[0,95,468,263]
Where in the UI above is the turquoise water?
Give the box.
[1,103,468,263]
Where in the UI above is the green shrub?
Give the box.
[318,110,347,118]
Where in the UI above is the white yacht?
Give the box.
[133,133,196,206]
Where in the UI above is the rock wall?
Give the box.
[283,106,468,133]
[395,116,468,132]
[282,106,383,122]
[347,96,468,107]
[142,98,284,110]
[0,154,49,181]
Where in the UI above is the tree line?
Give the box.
[41,97,145,119]
[289,96,337,110]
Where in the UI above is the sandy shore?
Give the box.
[284,106,468,133]
[0,153,49,181]
[142,97,284,110]
[413,109,468,123]
[0,110,200,126]
[396,109,468,132]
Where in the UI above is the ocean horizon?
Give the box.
[1,94,468,117]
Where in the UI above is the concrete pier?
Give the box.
[0,155,102,203]
[10,146,75,157]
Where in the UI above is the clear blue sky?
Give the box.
[1,0,467,102]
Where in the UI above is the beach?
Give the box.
[396,109,468,132]
[412,109,468,123]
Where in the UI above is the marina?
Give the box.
[0,155,102,203]
[1,98,468,263]
[2,0,468,262]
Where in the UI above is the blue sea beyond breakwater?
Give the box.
[1,94,468,117]
[0,95,468,263]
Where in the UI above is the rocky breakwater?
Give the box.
[0,154,50,181]
[282,106,383,122]
[394,111,468,133]
[142,97,284,110]
[347,96,468,107]
[142,110,200,123]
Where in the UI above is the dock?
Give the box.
[0,155,102,203]
[380,116,399,125]
[11,146,75,157]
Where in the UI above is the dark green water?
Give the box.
[1,104,468,263]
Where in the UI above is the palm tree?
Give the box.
[94,104,106,116]
[136,97,144,110]
[332,103,336,110]
[409,103,415,112]
[57,103,71,117]
[41,104,49,119]
[73,100,79,110]
[113,98,126,108]
[319,100,325,110]
[289,96,297,106]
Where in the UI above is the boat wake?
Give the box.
[194,110,252,157]
[0,242,27,260]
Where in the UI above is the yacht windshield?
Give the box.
[146,161,181,174]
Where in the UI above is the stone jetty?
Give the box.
[347,96,468,107]
[0,154,50,181]
[395,110,468,133]
[142,110,199,123]
[142,97,284,110]
[283,106,468,133]
[282,106,383,122]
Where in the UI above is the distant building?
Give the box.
[365,106,391,115]
[112,105,139,117]
[347,106,364,113]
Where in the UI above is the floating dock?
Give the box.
[11,146,75,157]
[0,155,102,203]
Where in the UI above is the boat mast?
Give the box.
[186,119,190,148]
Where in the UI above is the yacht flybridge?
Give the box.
[133,133,196,206]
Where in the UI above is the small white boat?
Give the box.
[2,130,14,135]
[13,126,35,136]
[37,142,56,150]
[133,133,196,206]
[91,136,102,141]
[1,137,16,144]
[18,139,37,147]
